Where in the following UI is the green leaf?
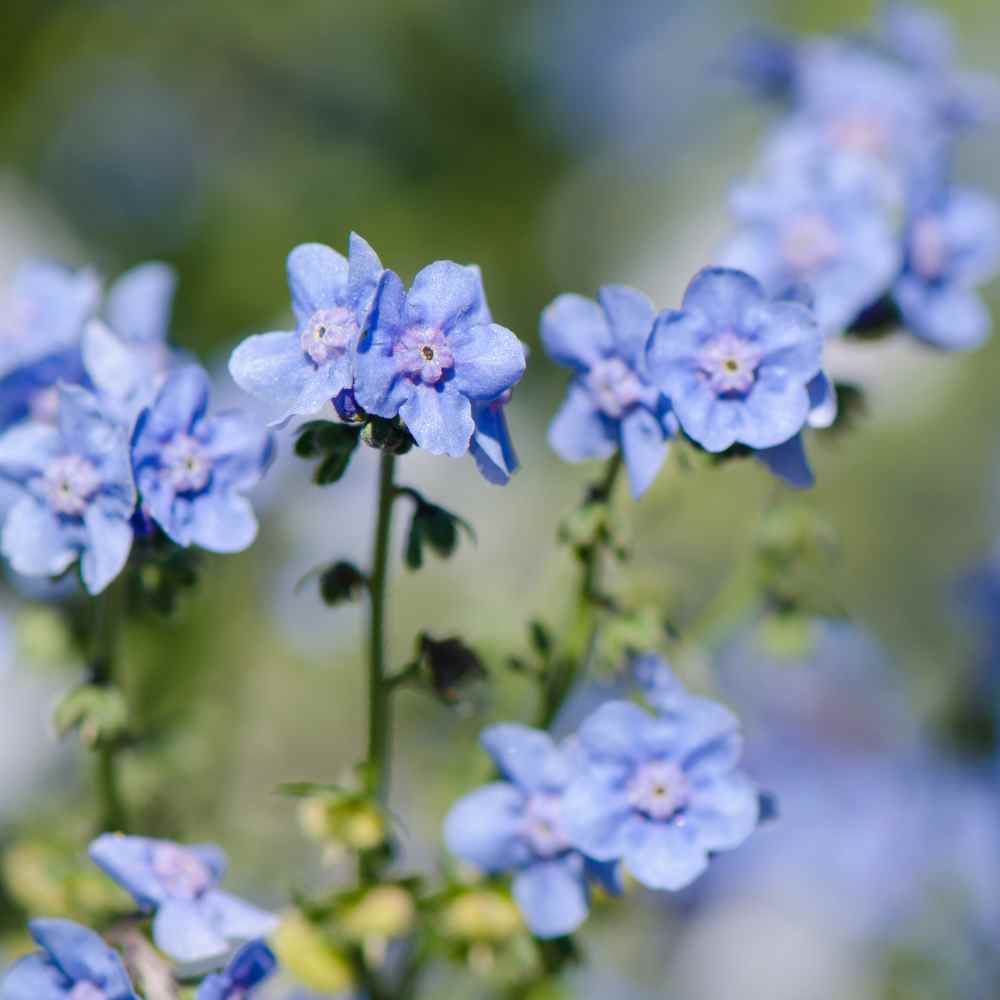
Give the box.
[528,620,552,658]
[53,684,128,747]
[294,421,361,484]
[318,562,368,605]
[403,494,475,570]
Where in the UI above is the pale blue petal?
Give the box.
[623,818,708,891]
[561,776,633,862]
[57,385,123,461]
[0,422,62,480]
[1,498,78,579]
[0,954,70,1000]
[681,268,766,330]
[200,891,278,943]
[443,782,530,872]
[153,899,228,964]
[287,244,349,325]
[354,271,411,417]
[512,859,589,939]
[398,383,474,457]
[896,278,990,350]
[739,375,811,449]
[404,262,486,332]
[688,772,759,852]
[200,411,273,492]
[597,285,656,371]
[346,232,384,321]
[547,382,617,463]
[575,700,653,765]
[480,724,560,792]
[449,323,526,401]
[540,293,613,371]
[806,372,837,428]
[81,504,133,595]
[30,919,134,997]
[755,434,815,489]
[620,406,669,499]
[106,262,176,345]
[88,834,167,907]
[188,493,258,553]
[470,401,518,485]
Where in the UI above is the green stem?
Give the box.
[538,452,623,728]
[91,579,127,833]
[366,451,398,807]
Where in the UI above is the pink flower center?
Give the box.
[827,112,889,158]
[699,332,762,395]
[628,760,690,821]
[780,212,841,274]
[522,792,570,858]
[162,434,211,492]
[910,217,948,280]
[395,326,454,385]
[151,843,212,899]
[586,358,643,419]
[300,307,357,366]
[43,455,101,516]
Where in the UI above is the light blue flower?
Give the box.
[229,234,383,425]
[354,262,525,458]
[196,940,276,1000]
[131,365,273,553]
[0,260,99,432]
[719,147,902,332]
[0,386,135,594]
[562,689,759,891]
[645,268,823,454]
[893,186,1000,349]
[83,262,178,423]
[542,286,674,498]
[470,388,520,486]
[0,917,139,1000]
[444,724,620,938]
[88,834,278,965]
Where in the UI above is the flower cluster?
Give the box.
[0,837,278,1000]
[0,263,273,594]
[445,657,758,937]
[543,267,827,492]
[725,4,1000,344]
[229,234,526,482]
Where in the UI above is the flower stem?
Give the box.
[366,450,398,807]
[538,451,623,727]
[91,579,128,833]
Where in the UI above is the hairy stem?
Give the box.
[366,451,398,807]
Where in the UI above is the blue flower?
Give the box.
[83,262,178,423]
[645,268,823,454]
[196,940,277,1000]
[229,234,383,425]
[88,834,278,965]
[893,186,1000,349]
[0,917,139,1000]
[542,286,674,498]
[0,261,99,432]
[719,147,902,332]
[444,724,620,939]
[562,690,759,891]
[0,385,135,594]
[354,262,526,458]
[131,365,273,553]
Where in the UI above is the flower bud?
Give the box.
[340,885,415,941]
[442,889,522,943]
[273,911,354,994]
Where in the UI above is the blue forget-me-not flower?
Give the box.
[543,286,674,499]
[0,385,135,594]
[229,235,383,425]
[444,724,620,939]
[89,834,278,965]
[354,261,526,458]
[131,365,274,553]
[195,940,277,1000]
[562,682,759,891]
[645,268,824,455]
[0,917,139,1000]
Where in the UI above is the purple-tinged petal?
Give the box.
[470,400,518,485]
[403,262,487,333]
[755,434,815,489]
[512,858,588,939]
[398,384,474,457]
[221,940,277,989]
[140,366,211,440]
[200,411,274,492]
[29,919,134,997]
[1,498,78,579]
[895,279,990,350]
[0,422,63,480]
[81,504,133,595]
[106,262,176,345]
[540,293,613,371]
[57,385,123,461]
[449,324,525,401]
[287,244,349,325]
[444,782,531,872]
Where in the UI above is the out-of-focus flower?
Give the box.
[563,681,759,891]
[83,262,178,423]
[894,187,1000,349]
[88,834,278,964]
[355,262,525,458]
[543,286,674,499]
[0,261,99,432]
[229,235,383,426]
[132,365,273,553]
[646,268,823,456]
[444,724,620,939]
[0,386,135,594]
[0,917,138,1000]
[196,939,277,1000]
[719,148,901,332]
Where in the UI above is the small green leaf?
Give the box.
[318,562,368,606]
[528,620,552,658]
[403,495,475,570]
[53,684,128,747]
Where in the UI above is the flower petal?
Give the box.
[620,406,670,499]
[0,953,69,1000]
[29,919,134,997]
[755,434,815,489]
[512,859,589,939]
[222,940,277,989]
[106,262,176,344]
[480,724,561,792]
[404,262,488,332]
[0,422,63,480]
[895,278,991,350]
[623,818,708,890]
[688,772,759,852]
[576,700,658,765]
[346,232,384,321]
[398,384,474,457]
[153,899,229,964]
[547,382,617,463]
[200,890,279,943]
[1,497,78,580]
[561,776,633,862]
[444,782,531,872]
[470,401,518,485]
[200,411,274,492]
[540,293,613,371]
[287,243,349,324]
[354,271,411,417]
[187,493,259,554]
[806,372,837,428]
[88,834,166,908]
[681,268,766,329]
[449,324,526,401]
[81,504,133,595]
[597,285,656,371]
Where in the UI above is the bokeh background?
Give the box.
[2,1,999,997]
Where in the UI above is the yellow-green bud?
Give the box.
[341,885,415,941]
[442,889,522,943]
[273,911,354,994]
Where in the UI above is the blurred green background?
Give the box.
[1,1,999,997]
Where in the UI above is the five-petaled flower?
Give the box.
[229,234,383,425]
[131,365,274,553]
[562,686,759,891]
[195,940,277,1000]
[645,268,824,454]
[0,917,139,1000]
[88,834,278,965]
[543,285,674,499]
[444,723,619,939]
[354,262,526,458]
[0,385,135,594]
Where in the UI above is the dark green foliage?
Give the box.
[295,421,362,485]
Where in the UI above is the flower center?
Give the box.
[780,212,841,274]
[151,843,213,899]
[69,983,108,1000]
[43,455,101,516]
[522,793,570,858]
[699,332,761,395]
[161,434,211,493]
[628,760,690,821]
[29,386,61,424]
[395,326,454,385]
[910,217,947,281]
[827,112,889,158]
[586,357,643,419]
[300,307,358,366]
